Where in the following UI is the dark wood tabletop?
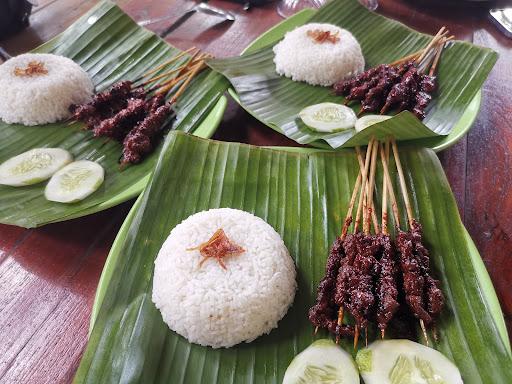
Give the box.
[0,0,511,382]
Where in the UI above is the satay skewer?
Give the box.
[335,165,364,343]
[351,139,378,349]
[362,140,379,347]
[353,142,374,349]
[390,138,431,345]
[381,151,388,340]
[334,143,375,343]
[334,140,375,345]
[379,139,395,340]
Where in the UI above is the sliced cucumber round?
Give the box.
[45,160,104,203]
[299,103,357,132]
[355,115,392,132]
[356,339,462,384]
[283,339,360,384]
[0,148,72,187]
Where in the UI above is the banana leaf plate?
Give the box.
[209,0,497,150]
[0,1,229,228]
[77,132,511,384]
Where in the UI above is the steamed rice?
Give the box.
[152,208,297,348]
[273,23,365,86]
[0,53,93,126]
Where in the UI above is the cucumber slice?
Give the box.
[299,103,357,132]
[0,148,72,186]
[355,115,392,132]
[356,339,462,384]
[283,339,360,384]
[45,160,104,203]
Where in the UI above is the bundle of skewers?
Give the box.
[333,27,453,120]
[308,137,445,348]
[69,47,211,166]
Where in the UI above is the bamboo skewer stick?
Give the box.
[356,147,380,233]
[381,143,389,236]
[391,26,448,68]
[364,140,379,235]
[341,169,363,240]
[156,49,202,88]
[148,51,207,95]
[354,138,375,233]
[141,47,196,78]
[429,37,447,77]
[155,55,206,97]
[420,319,430,347]
[169,60,206,103]
[380,140,400,228]
[141,63,189,86]
[390,139,414,228]
[416,27,447,63]
[150,71,189,94]
[354,326,360,349]
[389,49,424,66]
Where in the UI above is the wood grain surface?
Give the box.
[0,0,511,382]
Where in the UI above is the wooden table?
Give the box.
[0,0,510,382]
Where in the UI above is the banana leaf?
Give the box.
[208,0,497,149]
[75,131,511,384]
[0,0,229,228]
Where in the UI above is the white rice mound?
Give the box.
[273,23,365,86]
[152,208,297,348]
[0,53,94,126]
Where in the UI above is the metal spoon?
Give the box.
[0,46,12,62]
[138,3,235,37]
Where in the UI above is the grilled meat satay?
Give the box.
[309,237,355,337]
[409,220,445,320]
[396,227,433,325]
[376,233,400,334]
[346,233,380,330]
[70,81,133,122]
[121,103,172,164]
[93,98,146,140]
[389,66,420,113]
[334,65,388,96]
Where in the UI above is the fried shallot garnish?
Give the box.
[307,29,340,44]
[188,228,245,270]
[14,61,48,77]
